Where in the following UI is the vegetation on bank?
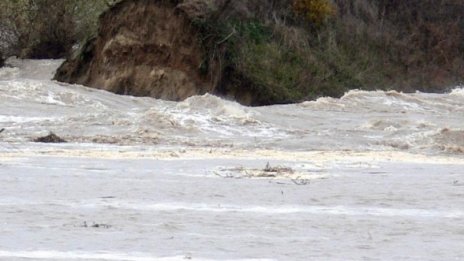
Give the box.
[195,0,464,104]
[0,0,119,58]
[1,0,463,104]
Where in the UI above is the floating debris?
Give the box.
[33,132,67,143]
[213,162,326,184]
[82,221,111,229]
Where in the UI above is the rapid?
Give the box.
[0,58,463,260]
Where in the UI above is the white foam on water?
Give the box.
[2,57,64,80]
[110,203,463,218]
[0,250,158,261]
[299,96,346,110]
[0,250,274,261]
[177,94,252,118]
[175,94,258,127]
[171,94,287,139]
[44,91,66,105]
[0,115,57,123]
[450,86,464,97]
[0,67,20,80]
[3,199,462,219]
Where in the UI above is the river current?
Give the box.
[0,58,463,260]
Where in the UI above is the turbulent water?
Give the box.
[0,58,463,260]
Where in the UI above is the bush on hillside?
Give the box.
[292,0,335,26]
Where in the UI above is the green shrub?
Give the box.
[238,41,305,102]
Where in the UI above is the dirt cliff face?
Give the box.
[55,0,219,101]
[54,0,292,105]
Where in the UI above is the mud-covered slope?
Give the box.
[55,0,219,101]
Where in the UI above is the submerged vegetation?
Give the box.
[1,0,463,104]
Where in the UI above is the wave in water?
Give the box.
[0,250,273,261]
[1,59,463,155]
[2,199,463,219]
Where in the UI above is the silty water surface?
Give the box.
[0,58,463,260]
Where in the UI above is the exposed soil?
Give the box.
[55,0,220,101]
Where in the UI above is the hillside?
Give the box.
[4,0,462,105]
